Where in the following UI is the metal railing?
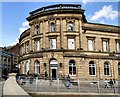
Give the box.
[19,77,119,94]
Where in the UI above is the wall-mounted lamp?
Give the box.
[44,63,46,67]
[60,63,62,67]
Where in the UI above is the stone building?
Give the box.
[19,4,120,81]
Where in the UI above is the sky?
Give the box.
[1,0,120,47]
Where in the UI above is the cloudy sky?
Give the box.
[1,0,120,47]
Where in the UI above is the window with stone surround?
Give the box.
[22,63,25,74]
[88,39,94,51]
[34,39,40,51]
[68,38,75,49]
[104,61,110,76]
[89,61,96,76]
[102,38,109,52]
[116,40,120,53]
[35,25,40,34]
[69,60,76,75]
[50,38,56,49]
[35,60,40,74]
[67,22,74,31]
[50,22,56,32]
[26,61,30,74]
[25,42,29,53]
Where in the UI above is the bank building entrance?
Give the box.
[50,59,58,80]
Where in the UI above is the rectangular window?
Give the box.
[35,40,40,51]
[102,40,109,52]
[68,39,75,49]
[50,39,56,49]
[117,42,120,52]
[88,39,94,51]
[25,43,29,53]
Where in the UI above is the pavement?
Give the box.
[0,81,4,97]
[20,79,119,94]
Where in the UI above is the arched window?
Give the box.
[89,61,95,75]
[69,60,76,75]
[104,61,110,75]
[35,25,40,34]
[35,60,40,74]
[26,61,30,74]
[50,22,55,32]
[118,62,120,75]
[67,22,74,31]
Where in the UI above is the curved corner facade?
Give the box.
[19,4,120,80]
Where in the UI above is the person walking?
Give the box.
[104,79,109,88]
[44,70,47,80]
[67,75,71,89]
[109,79,113,89]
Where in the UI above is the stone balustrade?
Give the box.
[3,73,31,97]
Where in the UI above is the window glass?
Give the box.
[35,26,40,34]
[35,40,40,51]
[68,39,75,49]
[88,39,94,51]
[35,61,40,74]
[117,42,120,52]
[68,22,74,31]
[104,62,110,75]
[103,40,109,52]
[50,23,55,32]
[89,61,95,75]
[69,60,76,75]
[50,39,56,49]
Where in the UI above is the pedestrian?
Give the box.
[109,79,113,89]
[44,70,47,80]
[67,75,71,89]
[113,79,116,84]
[104,79,109,88]
[27,70,29,76]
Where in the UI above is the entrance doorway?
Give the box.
[50,59,58,80]
[51,68,57,80]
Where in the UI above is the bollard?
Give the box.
[113,81,116,94]
[97,80,100,94]
[36,77,38,93]
[78,79,80,93]
[57,78,59,92]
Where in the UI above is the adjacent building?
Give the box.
[0,43,19,76]
[19,4,120,81]
[0,47,12,76]
[8,43,20,73]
